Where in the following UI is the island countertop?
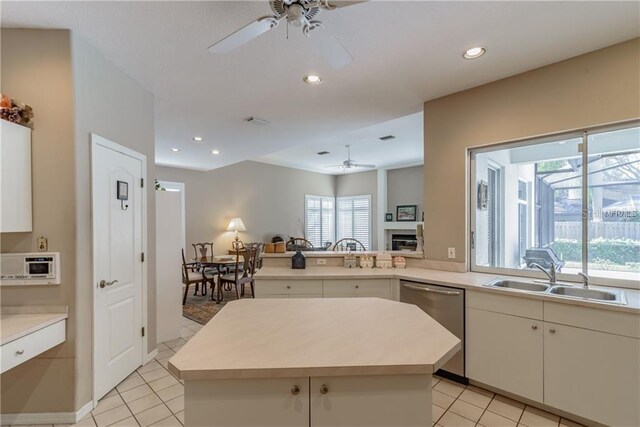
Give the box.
[168,298,461,381]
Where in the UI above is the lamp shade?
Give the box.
[227,217,246,232]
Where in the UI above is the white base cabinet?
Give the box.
[0,119,32,232]
[466,308,543,402]
[184,374,431,427]
[544,322,640,427]
[466,291,640,427]
[255,279,392,300]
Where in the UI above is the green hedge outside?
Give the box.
[551,238,640,265]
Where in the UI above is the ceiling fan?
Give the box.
[324,144,375,170]
[207,0,364,69]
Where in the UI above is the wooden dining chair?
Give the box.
[181,249,216,305]
[237,243,263,297]
[218,248,252,301]
[332,238,366,252]
[286,237,314,252]
[192,242,214,260]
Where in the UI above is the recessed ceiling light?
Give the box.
[303,74,323,85]
[193,136,203,142]
[463,46,486,59]
[170,148,181,152]
[211,150,220,155]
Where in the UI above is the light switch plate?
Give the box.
[316,258,327,265]
[37,236,48,252]
[447,247,456,259]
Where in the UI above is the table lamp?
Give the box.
[227,217,246,249]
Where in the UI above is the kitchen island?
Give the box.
[168,298,460,427]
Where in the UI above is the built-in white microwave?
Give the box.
[0,252,61,285]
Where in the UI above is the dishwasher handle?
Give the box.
[401,283,461,296]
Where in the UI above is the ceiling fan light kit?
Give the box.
[207,0,363,69]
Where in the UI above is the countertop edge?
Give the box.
[1,313,68,346]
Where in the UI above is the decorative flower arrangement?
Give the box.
[0,94,34,128]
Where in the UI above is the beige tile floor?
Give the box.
[12,316,586,427]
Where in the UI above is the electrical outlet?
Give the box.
[316,258,327,265]
[447,247,456,259]
[37,236,48,252]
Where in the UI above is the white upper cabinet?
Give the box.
[1,120,32,232]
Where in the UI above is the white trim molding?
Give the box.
[1,400,93,425]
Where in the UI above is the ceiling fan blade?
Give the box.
[353,164,376,169]
[323,164,345,168]
[324,0,367,9]
[309,26,353,69]
[208,16,280,54]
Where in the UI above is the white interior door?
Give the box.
[92,135,144,401]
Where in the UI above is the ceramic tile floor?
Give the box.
[10,316,586,427]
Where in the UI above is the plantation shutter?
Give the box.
[336,195,371,250]
[305,195,335,248]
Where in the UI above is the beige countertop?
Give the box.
[1,309,68,346]
[254,266,640,313]
[168,298,461,381]
[263,250,425,259]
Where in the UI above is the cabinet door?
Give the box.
[185,377,309,427]
[466,308,543,402]
[310,375,431,427]
[0,120,32,232]
[544,323,640,427]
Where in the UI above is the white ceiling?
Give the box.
[257,111,423,174]
[2,1,639,172]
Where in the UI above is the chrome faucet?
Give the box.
[530,262,557,285]
[577,272,590,289]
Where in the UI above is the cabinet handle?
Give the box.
[549,328,556,334]
[355,285,359,289]
[531,325,538,330]
[16,349,24,355]
[320,384,328,395]
[291,385,300,396]
[286,285,291,289]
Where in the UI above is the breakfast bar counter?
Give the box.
[169,298,460,426]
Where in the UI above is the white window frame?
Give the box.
[336,194,372,250]
[469,120,640,290]
[304,195,335,248]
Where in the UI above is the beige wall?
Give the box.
[0,28,156,415]
[387,165,424,221]
[424,38,640,264]
[70,33,156,409]
[1,29,77,413]
[156,161,335,253]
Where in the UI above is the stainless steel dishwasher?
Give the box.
[400,281,465,380]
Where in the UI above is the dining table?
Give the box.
[193,255,244,303]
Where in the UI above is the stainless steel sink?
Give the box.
[548,286,627,304]
[486,280,550,292]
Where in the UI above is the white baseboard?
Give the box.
[1,400,93,425]
[145,348,158,364]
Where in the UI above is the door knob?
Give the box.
[99,279,118,288]
[291,385,300,396]
[320,384,329,395]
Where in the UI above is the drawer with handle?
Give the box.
[254,280,323,296]
[1,319,66,373]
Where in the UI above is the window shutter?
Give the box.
[305,195,335,248]
[336,195,371,250]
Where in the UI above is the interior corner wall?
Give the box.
[71,32,156,409]
[423,37,640,264]
[0,29,77,414]
[155,161,335,253]
[387,165,424,220]
[335,170,378,250]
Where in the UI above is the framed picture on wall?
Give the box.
[396,205,418,222]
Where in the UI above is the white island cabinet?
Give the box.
[169,298,460,427]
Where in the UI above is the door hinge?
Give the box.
[141,326,145,337]
[141,252,145,262]
[141,178,144,188]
